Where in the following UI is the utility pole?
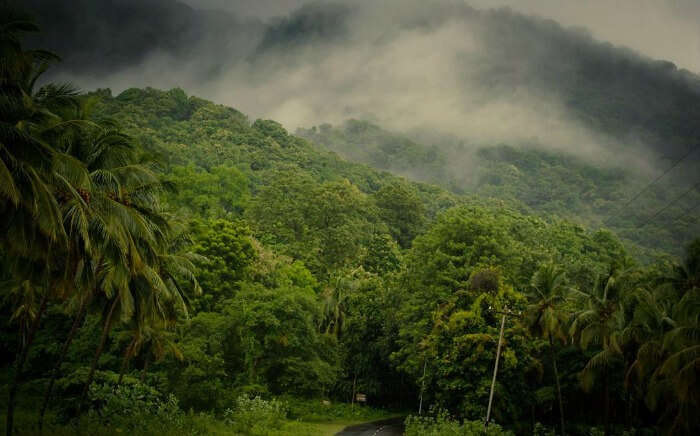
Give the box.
[485,311,507,427]
[418,357,427,415]
[351,373,357,409]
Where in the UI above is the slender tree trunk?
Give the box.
[549,334,566,436]
[140,354,150,383]
[38,293,92,430]
[6,290,50,436]
[79,296,119,409]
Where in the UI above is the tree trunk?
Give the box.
[549,334,566,436]
[38,293,91,430]
[79,296,119,409]
[140,354,150,383]
[6,289,50,436]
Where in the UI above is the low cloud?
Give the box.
[26,0,699,174]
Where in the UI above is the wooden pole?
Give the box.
[351,373,357,408]
[485,312,507,427]
[418,357,427,415]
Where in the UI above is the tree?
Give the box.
[165,165,249,219]
[570,270,628,436]
[639,240,700,435]
[189,219,255,312]
[0,10,89,434]
[523,263,570,436]
[38,103,169,427]
[374,181,425,249]
[79,221,202,407]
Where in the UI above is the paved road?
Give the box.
[335,417,405,436]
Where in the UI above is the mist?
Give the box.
[21,0,700,173]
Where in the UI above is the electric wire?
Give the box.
[669,201,700,224]
[635,180,700,229]
[603,145,700,226]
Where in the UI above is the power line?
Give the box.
[636,181,700,229]
[604,145,700,226]
[669,201,700,224]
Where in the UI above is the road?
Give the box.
[335,417,405,436]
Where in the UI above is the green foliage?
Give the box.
[281,397,390,422]
[301,121,700,258]
[227,279,336,397]
[224,395,288,435]
[374,181,426,248]
[405,410,513,436]
[190,219,256,312]
[166,165,249,219]
[85,383,184,428]
[247,174,382,275]
[361,233,401,274]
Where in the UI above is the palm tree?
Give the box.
[80,223,202,406]
[640,240,700,435]
[1,10,88,435]
[523,263,570,436]
[0,12,77,249]
[116,317,183,385]
[319,268,362,337]
[570,269,630,436]
[645,291,700,435]
[37,102,156,427]
[117,227,201,385]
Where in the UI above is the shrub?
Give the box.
[405,410,513,436]
[224,395,289,435]
[77,382,205,434]
[283,397,389,422]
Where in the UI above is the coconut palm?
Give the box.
[36,101,163,426]
[319,267,362,336]
[117,318,183,385]
[570,270,630,436]
[523,263,570,436]
[641,240,700,435]
[80,223,202,405]
[645,290,700,435]
[1,11,90,435]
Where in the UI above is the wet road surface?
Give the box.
[335,417,405,436]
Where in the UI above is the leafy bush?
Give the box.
[82,382,204,434]
[532,422,556,436]
[283,397,390,422]
[224,395,289,435]
[405,410,513,436]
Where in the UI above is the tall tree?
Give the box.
[523,263,570,436]
[570,270,628,436]
[0,9,87,435]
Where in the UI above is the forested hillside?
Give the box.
[2,3,700,436]
[298,120,700,258]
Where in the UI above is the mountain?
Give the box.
[22,0,700,163]
[298,119,700,258]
